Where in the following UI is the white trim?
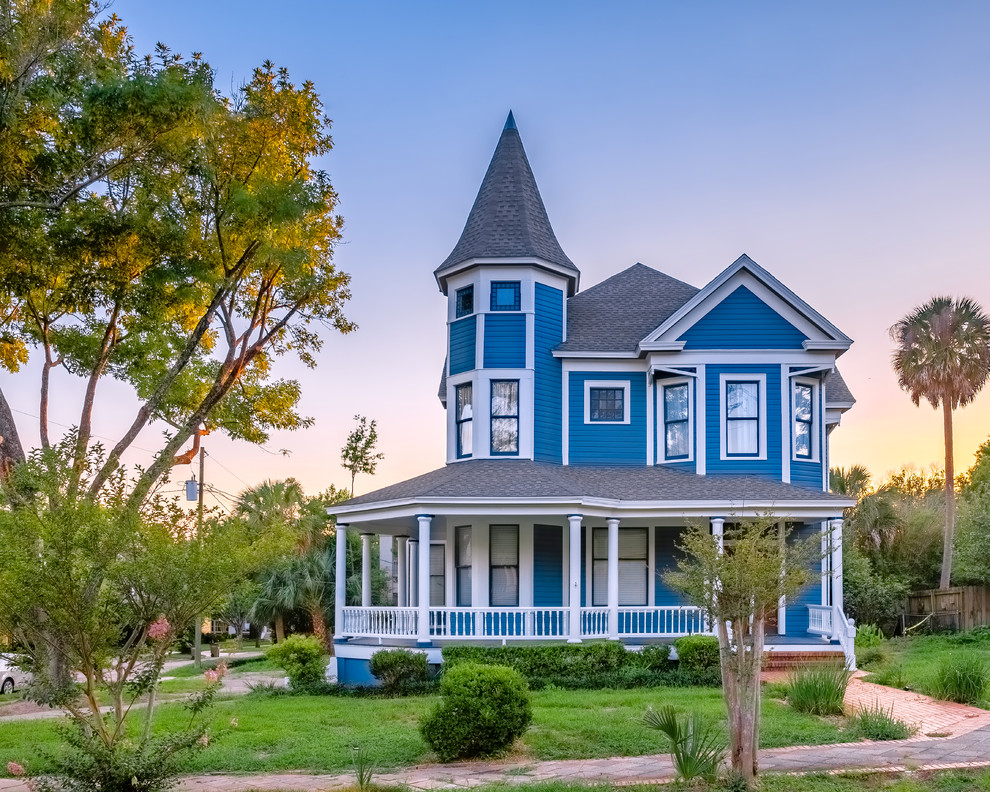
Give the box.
[646,375,655,466]
[435,257,580,296]
[780,366,790,483]
[583,379,631,425]
[562,369,570,464]
[718,373,768,461]
[696,364,707,475]
[657,377,695,464]
[553,350,641,359]
[791,376,821,463]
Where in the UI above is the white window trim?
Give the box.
[791,376,820,463]
[719,373,768,461]
[583,380,631,425]
[657,377,694,464]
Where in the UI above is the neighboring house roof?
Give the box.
[825,368,856,406]
[555,263,699,354]
[336,459,850,508]
[434,112,578,292]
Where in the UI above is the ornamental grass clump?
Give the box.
[926,654,990,705]
[786,661,850,716]
[850,701,915,741]
[419,662,532,762]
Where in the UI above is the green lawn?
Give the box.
[862,629,990,708]
[0,686,851,775]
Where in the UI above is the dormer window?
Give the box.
[490,281,520,311]
[455,286,474,318]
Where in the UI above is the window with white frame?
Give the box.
[591,527,648,606]
[661,380,692,461]
[455,383,473,458]
[583,380,631,424]
[490,380,519,455]
[792,378,818,460]
[489,525,519,606]
[455,525,472,607]
[720,374,767,459]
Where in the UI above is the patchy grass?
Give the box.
[0,685,850,775]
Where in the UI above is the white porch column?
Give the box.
[396,536,408,607]
[417,515,432,644]
[777,522,787,635]
[361,533,372,607]
[830,519,844,615]
[567,514,583,643]
[711,518,724,551]
[334,523,347,640]
[607,518,620,640]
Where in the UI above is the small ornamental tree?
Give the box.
[664,514,819,787]
[341,415,384,495]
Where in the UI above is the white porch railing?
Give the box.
[341,606,419,638]
[807,605,833,635]
[807,604,857,669]
[429,607,570,639]
[615,606,709,636]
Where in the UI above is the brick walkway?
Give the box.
[2,677,989,792]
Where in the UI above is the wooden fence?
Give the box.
[903,586,990,632]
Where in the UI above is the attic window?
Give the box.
[455,286,474,318]
[490,281,520,311]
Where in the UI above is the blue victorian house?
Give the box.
[330,113,856,684]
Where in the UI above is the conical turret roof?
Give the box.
[435,112,578,293]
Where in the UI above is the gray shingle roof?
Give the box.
[556,263,699,353]
[338,459,847,507]
[825,368,855,406]
[435,113,577,287]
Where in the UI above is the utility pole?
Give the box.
[193,446,206,668]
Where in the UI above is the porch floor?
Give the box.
[337,633,841,649]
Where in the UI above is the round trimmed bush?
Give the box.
[674,635,720,671]
[370,648,429,694]
[420,662,532,761]
[267,634,327,691]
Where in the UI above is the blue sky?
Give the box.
[8,2,990,504]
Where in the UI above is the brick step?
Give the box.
[762,651,845,670]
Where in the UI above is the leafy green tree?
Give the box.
[891,296,990,589]
[341,414,384,496]
[664,515,819,787]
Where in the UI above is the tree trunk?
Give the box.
[274,614,285,643]
[0,386,25,477]
[940,401,955,591]
[310,606,329,648]
[720,615,763,787]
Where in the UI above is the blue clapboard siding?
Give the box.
[791,460,824,489]
[679,286,807,349]
[449,316,476,375]
[534,284,564,463]
[655,528,688,606]
[533,525,563,607]
[785,522,822,634]
[705,364,781,479]
[569,372,647,465]
[484,313,527,368]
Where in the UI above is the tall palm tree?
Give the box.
[830,464,872,500]
[891,296,990,590]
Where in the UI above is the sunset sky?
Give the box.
[6,2,990,507]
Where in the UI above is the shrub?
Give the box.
[674,636,720,672]
[786,661,850,716]
[267,634,327,691]
[856,646,890,669]
[643,704,725,784]
[855,623,885,648]
[850,702,915,741]
[420,663,532,761]
[369,649,429,694]
[926,654,990,705]
[637,644,673,672]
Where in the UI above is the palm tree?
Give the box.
[830,464,872,499]
[891,296,990,590]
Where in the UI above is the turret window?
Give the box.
[455,383,473,458]
[490,380,519,455]
[490,281,520,311]
[455,285,474,318]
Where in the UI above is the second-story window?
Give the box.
[590,387,624,421]
[490,281,520,311]
[455,285,474,318]
[455,383,473,458]
[793,381,814,459]
[490,380,519,455]
[663,382,690,459]
[726,380,760,456]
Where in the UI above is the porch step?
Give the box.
[762,650,844,670]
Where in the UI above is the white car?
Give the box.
[0,656,28,695]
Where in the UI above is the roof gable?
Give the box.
[641,254,852,353]
[678,285,808,349]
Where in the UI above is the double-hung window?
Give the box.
[792,380,816,460]
[592,527,648,606]
[455,525,472,606]
[490,281,520,311]
[663,382,690,460]
[490,380,519,455]
[722,377,764,458]
[455,383,473,458]
[489,525,519,607]
[455,285,474,318]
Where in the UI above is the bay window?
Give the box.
[490,380,519,455]
[455,383,473,458]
